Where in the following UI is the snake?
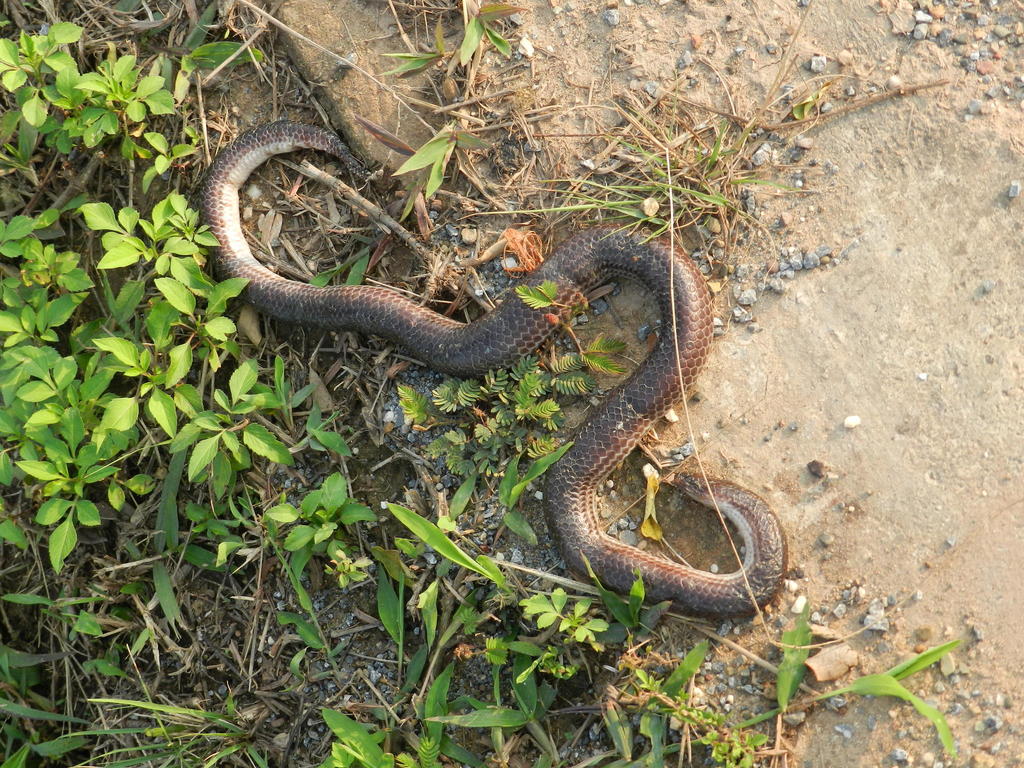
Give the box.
[200,120,787,617]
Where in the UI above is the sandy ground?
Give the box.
[223,0,1024,764]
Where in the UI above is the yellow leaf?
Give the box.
[640,467,663,541]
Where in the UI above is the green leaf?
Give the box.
[48,516,77,572]
[848,674,956,756]
[243,423,293,465]
[98,396,138,434]
[22,95,47,127]
[424,662,454,741]
[229,359,258,403]
[505,442,572,509]
[429,707,530,728]
[320,710,387,766]
[418,580,439,649]
[277,612,324,650]
[502,508,537,546]
[93,336,140,368]
[376,574,403,645]
[79,202,121,232]
[459,16,486,65]
[664,641,709,698]
[387,503,505,588]
[48,22,84,44]
[17,460,64,482]
[146,388,177,436]
[887,639,960,681]
[165,342,193,387]
[154,277,196,315]
[448,472,477,519]
[515,280,560,310]
[777,603,812,711]
[0,520,28,550]
[394,130,453,176]
[188,434,220,480]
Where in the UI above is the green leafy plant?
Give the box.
[399,341,622,478]
[520,588,609,649]
[0,24,176,162]
[265,472,375,590]
[392,125,488,213]
[459,3,523,65]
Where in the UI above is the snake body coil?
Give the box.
[201,121,787,617]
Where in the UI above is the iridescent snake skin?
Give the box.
[200,121,787,617]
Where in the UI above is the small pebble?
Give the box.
[794,135,814,150]
[913,23,929,39]
[791,595,808,614]
[602,9,620,26]
[843,415,862,429]
[890,748,910,764]
[886,75,903,90]
[818,532,835,547]
[1009,180,1022,199]
[809,54,827,73]
[834,723,854,739]
[737,288,757,306]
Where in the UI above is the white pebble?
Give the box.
[791,595,808,614]
[517,36,535,58]
[533,491,543,500]
[843,415,861,429]
[916,372,928,381]
[784,579,800,593]
[663,408,679,423]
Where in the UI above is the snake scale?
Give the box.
[200,120,787,617]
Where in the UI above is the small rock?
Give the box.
[791,595,808,614]
[795,135,814,150]
[676,50,694,69]
[818,532,836,547]
[809,54,827,73]
[975,60,994,76]
[833,602,847,618]
[619,529,637,546]
[913,22,929,39]
[783,711,806,726]
[843,415,862,429]
[886,75,903,90]
[834,723,854,739]
[802,251,821,269]
[1009,180,1021,199]
[737,288,757,306]
[460,227,478,244]
[807,459,827,478]
[751,142,772,167]
[967,98,983,115]
[890,748,910,764]
[602,9,620,26]
[940,653,956,677]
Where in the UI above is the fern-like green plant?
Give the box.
[397,337,625,477]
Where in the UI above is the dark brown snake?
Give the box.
[200,121,787,617]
